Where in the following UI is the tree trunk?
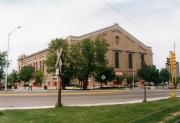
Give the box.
[57,70,62,107]
[62,83,66,90]
[60,75,66,90]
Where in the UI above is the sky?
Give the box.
[0,0,179,72]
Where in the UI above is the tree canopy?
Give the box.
[7,69,18,83]
[34,70,44,85]
[137,65,160,84]
[159,68,170,83]
[19,66,34,82]
[0,52,6,81]
[45,38,73,89]
[45,38,111,89]
[69,38,110,89]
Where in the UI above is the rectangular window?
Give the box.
[114,51,120,68]
[128,53,133,69]
[40,61,42,70]
[141,54,145,67]
[43,60,45,71]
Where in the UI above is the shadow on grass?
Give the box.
[0,112,3,116]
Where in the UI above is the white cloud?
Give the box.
[0,0,179,72]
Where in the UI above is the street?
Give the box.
[0,89,180,108]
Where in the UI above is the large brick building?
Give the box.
[18,23,153,86]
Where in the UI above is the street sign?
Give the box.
[56,48,62,68]
[101,75,106,80]
[116,71,123,76]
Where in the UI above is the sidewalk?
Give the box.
[0,86,57,93]
[0,87,180,96]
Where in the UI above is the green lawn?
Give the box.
[0,98,180,123]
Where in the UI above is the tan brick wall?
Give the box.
[68,24,153,75]
[18,24,153,85]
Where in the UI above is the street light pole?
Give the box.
[5,26,21,91]
[133,53,135,89]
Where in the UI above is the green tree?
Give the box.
[176,77,180,82]
[95,66,115,88]
[81,39,96,86]
[19,66,34,82]
[79,38,109,89]
[151,67,160,84]
[116,75,124,82]
[160,68,170,84]
[94,38,109,65]
[126,76,133,85]
[0,52,6,80]
[137,65,160,86]
[45,38,72,89]
[46,38,110,90]
[176,76,180,88]
[34,70,44,86]
[7,70,18,83]
[68,44,87,87]
[67,38,110,89]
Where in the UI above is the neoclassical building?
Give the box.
[18,23,153,86]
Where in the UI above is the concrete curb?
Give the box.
[1,96,179,110]
[66,97,171,107]
[0,106,55,111]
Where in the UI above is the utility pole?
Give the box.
[5,26,21,91]
[132,53,135,89]
[170,51,176,97]
[143,81,147,102]
[56,48,63,107]
[174,42,177,89]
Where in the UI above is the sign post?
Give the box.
[56,48,63,107]
[101,75,106,88]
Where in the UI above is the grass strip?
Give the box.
[0,98,180,123]
[131,101,180,123]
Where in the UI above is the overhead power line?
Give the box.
[103,0,157,42]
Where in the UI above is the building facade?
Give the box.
[18,48,56,86]
[18,23,153,86]
[68,23,153,75]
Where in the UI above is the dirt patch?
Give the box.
[158,112,180,123]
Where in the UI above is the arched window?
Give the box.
[36,61,38,71]
[39,61,42,70]
[114,52,119,68]
[141,54,145,66]
[42,60,45,71]
[128,53,133,69]
[115,36,119,44]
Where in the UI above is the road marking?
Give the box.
[0,90,129,96]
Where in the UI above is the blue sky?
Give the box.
[0,0,179,72]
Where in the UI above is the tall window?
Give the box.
[42,60,45,71]
[39,61,42,70]
[33,63,35,71]
[115,36,119,44]
[114,52,119,68]
[141,54,145,66]
[36,61,38,71]
[128,53,133,69]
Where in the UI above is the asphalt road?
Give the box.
[0,89,179,108]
